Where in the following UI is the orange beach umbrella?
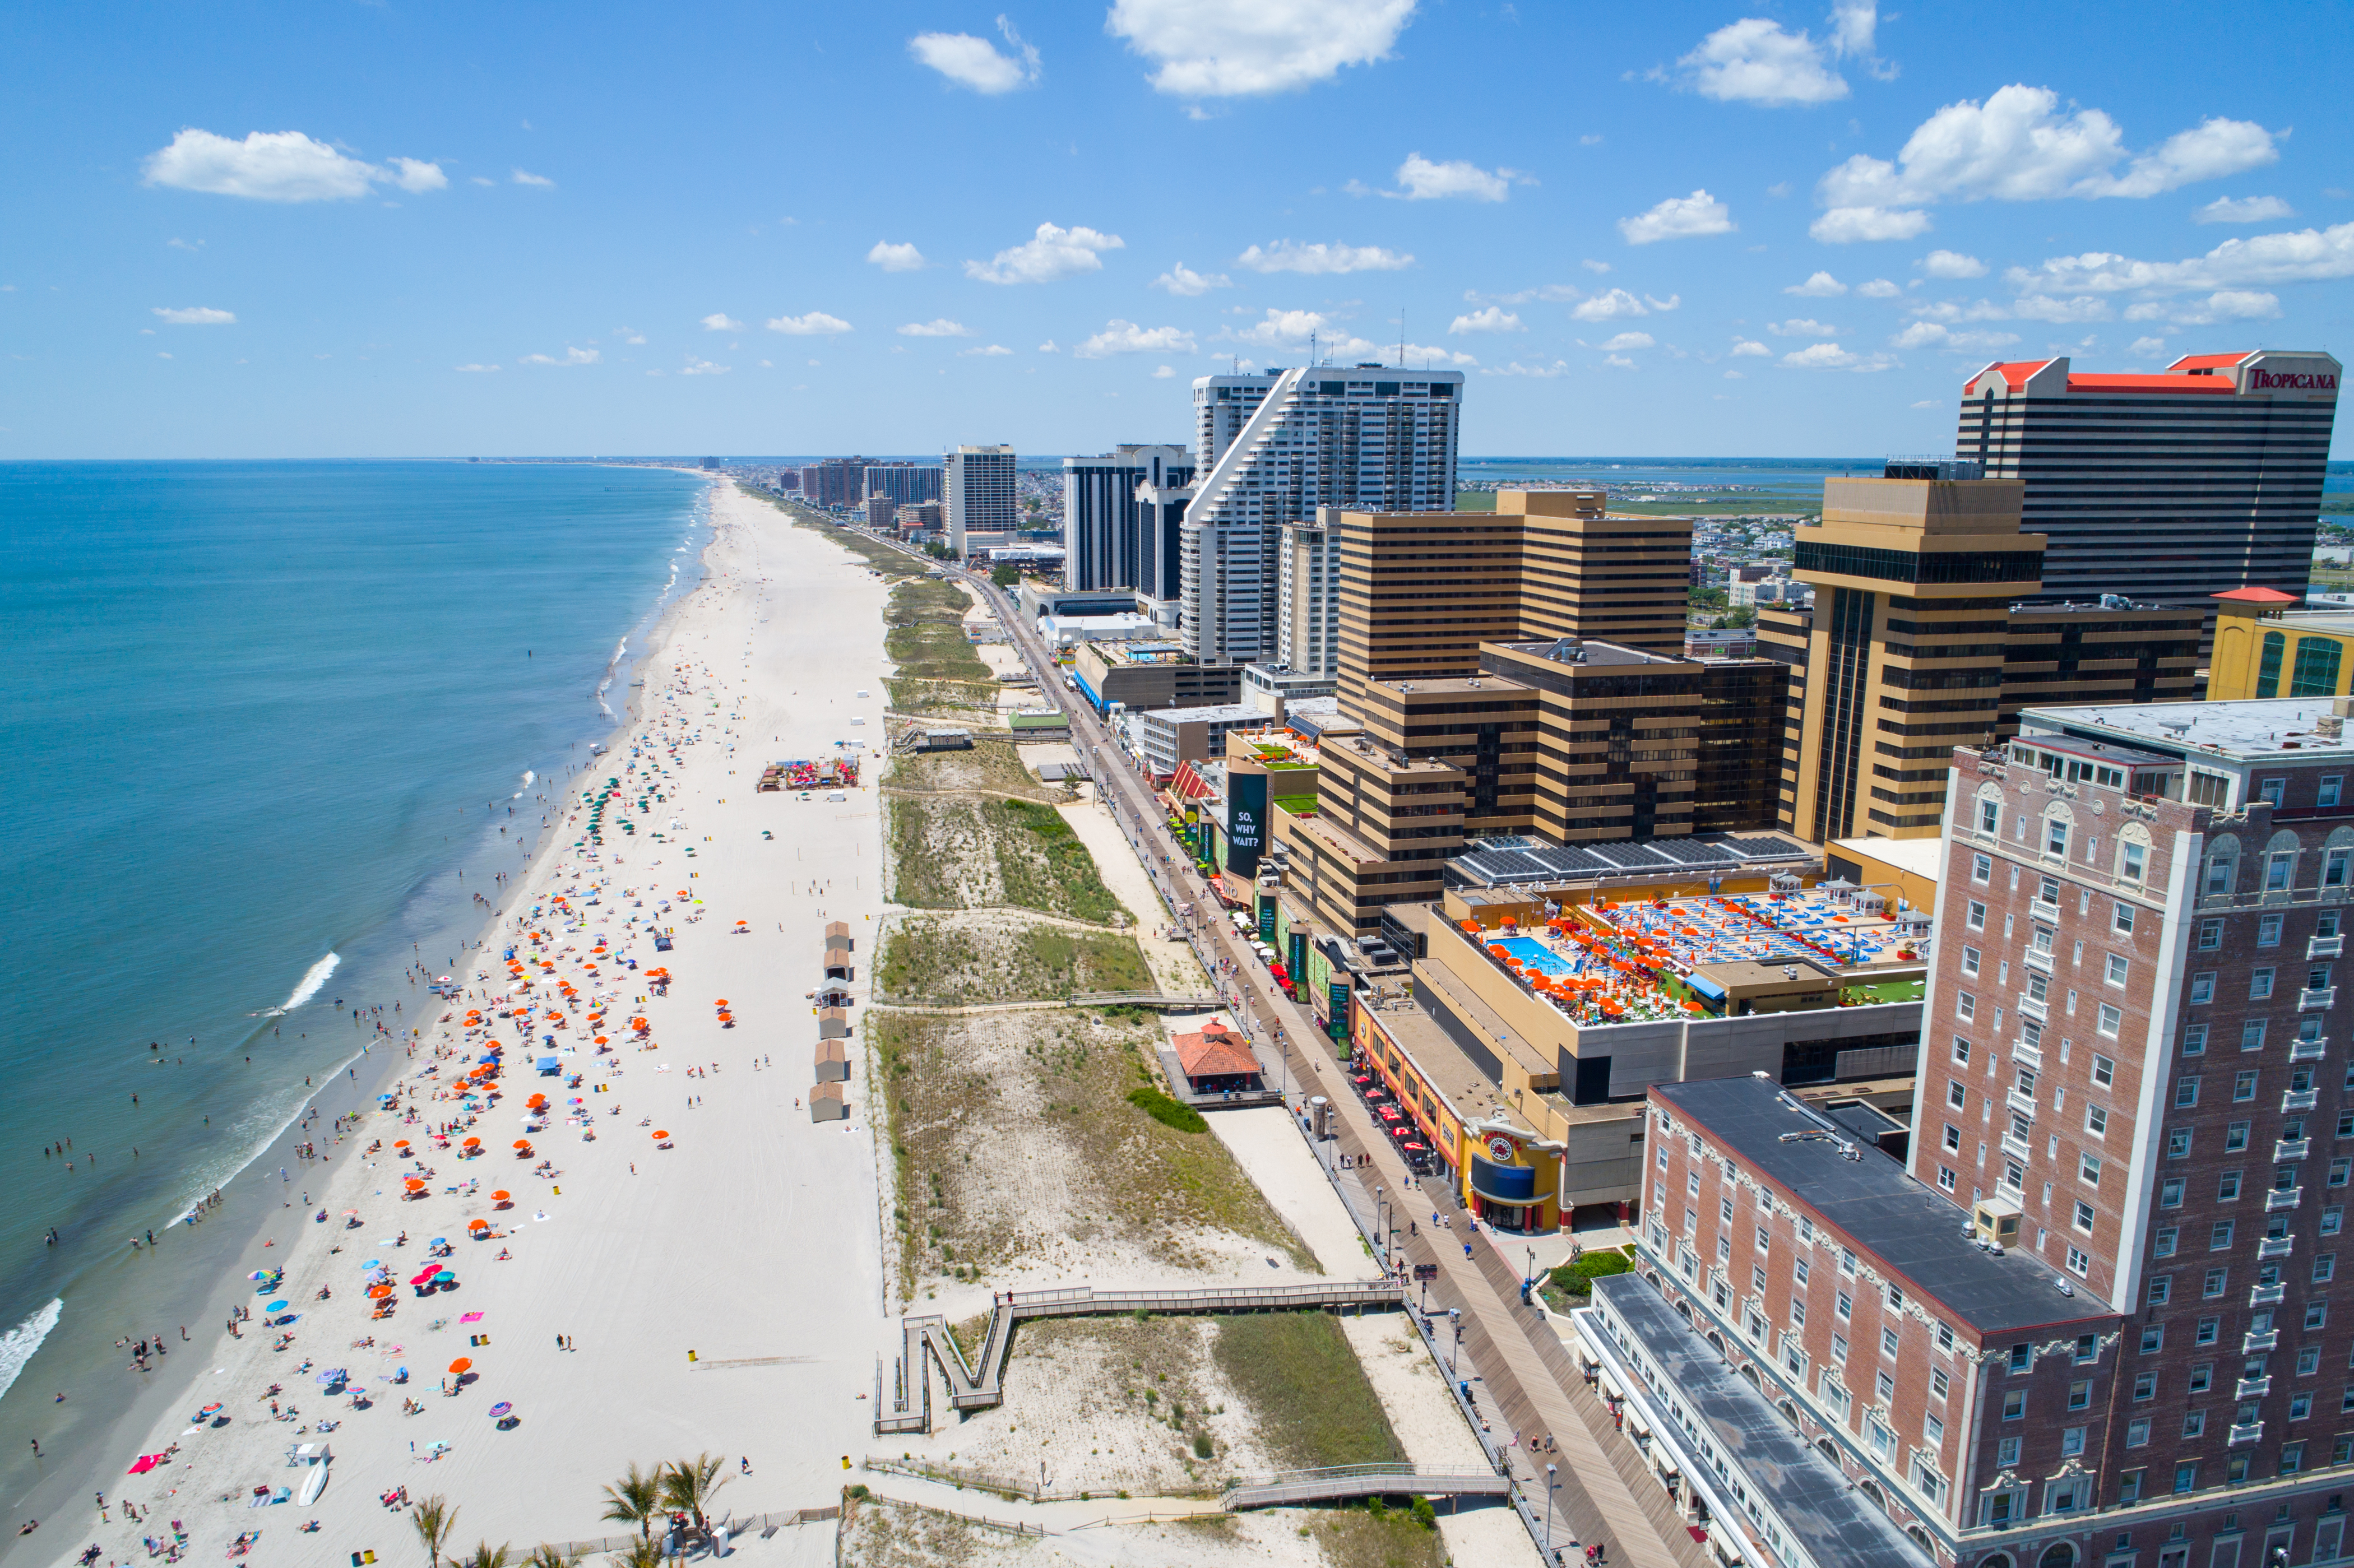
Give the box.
[448,1357,472,1374]
[511,1139,530,1149]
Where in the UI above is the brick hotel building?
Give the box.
[1582,695,2354,1568]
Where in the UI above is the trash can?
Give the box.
[1309,1096,1330,1138]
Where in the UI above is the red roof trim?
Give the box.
[2213,587,2301,604]
[2065,374,2237,394]
[2166,352,2253,372]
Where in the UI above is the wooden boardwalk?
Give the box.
[1222,1465,1510,1510]
[877,1281,1404,1434]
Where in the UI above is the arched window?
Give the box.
[1858,1479,1887,1512]
[2204,837,2239,897]
[2258,630,2286,697]
[2038,1544,2078,1568]
[1816,1437,1841,1466]
[2292,636,2345,698]
[1976,1555,2015,1568]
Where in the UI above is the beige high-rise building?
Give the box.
[1331,490,1693,713]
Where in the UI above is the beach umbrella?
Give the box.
[448,1357,472,1374]
[368,1285,393,1300]
[393,1140,411,1150]
[127,1456,157,1475]
[198,1403,224,1419]
[265,1300,289,1312]
[652,1129,669,1140]
[462,1136,481,1148]
[512,1139,530,1149]
[248,1270,271,1282]
[362,1259,381,1269]
[467,1219,490,1232]
[434,1270,455,1283]
[488,1401,512,1419]
[491,1190,511,1201]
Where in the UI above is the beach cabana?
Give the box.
[815,1039,849,1083]
[818,1006,850,1041]
[808,1082,849,1123]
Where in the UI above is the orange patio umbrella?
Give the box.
[511,1139,531,1149]
[652,1129,669,1140]
[490,1190,510,1202]
[461,1136,481,1148]
[448,1357,472,1374]
[467,1218,490,1231]
[594,1035,609,1045]
[393,1139,411,1149]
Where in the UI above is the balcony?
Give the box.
[2008,1088,2041,1121]
[2014,1041,2044,1073]
[2238,1375,2273,1398]
[2277,1138,2313,1162]
[2019,994,2050,1023]
[2244,1330,2280,1353]
[2252,1283,2288,1306]
[2259,1236,2297,1259]
[2024,947,2055,975]
[2267,1188,2304,1212]
[2231,1422,2265,1446]
[2292,1037,2330,1062]
[2001,1132,2035,1165]
[2285,1089,2321,1112]
[2299,987,2337,1012]
[2311,935,2345,961]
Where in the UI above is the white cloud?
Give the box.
[1723,370,1744,381]
[1581,259,1612,275]
[866,240,926,271]
[1597,331,1655,351]
[141,128,440,203]
[617,328,647,345]
[1448,306,1524,334]
[1891,321,2019,351]
[470,176,495,187]
[1919,249,1987,278]
[1781,341,1898,371]
[1678,17,1848,106]
[897,318,971,337]
[387,157,446,193]
[958,343,1016,356]
[1152,262,1232,295]
[2128,335,2167,358]
[519,346,600,367]
[1400,343,1478,366]
[1769,317,1837,336]
[2195,194,2295,225]
[1152,365,1176,378]
[1075,319,1199,358]
[2004,222,2354,298]
[1481,360,1570,378]
[766,312,854,335]
[701,313,744,332]
[1855,277,1902,297]
[1730,338,1771,356]
[1810,205,1933,243]
[1904,297,2013,323]
[1466,283,1581,305]
[679,358,729,375]
[1569,288,1655,321]
[1106,0,1415,98]
[1604,354,1640,370]
[909,16,1041,94]
[966,221,1125,284]
[1235,239,1413,274]
[1222,309,1377,359]
[455,363,499,373]
[155,351,172,359]
[1037,340,1059,353]
[151,306,234,325]
[1391,153,1510,202]
[1618,189,1733,245]
[1785,271,1848,297]
[2123,289,2282,327]
[511,169,555,188]
[1910,398,1940,408]
[1812,87,2278,241]
[2010,294,2110,323]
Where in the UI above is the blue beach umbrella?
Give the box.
[265,1300,289,1312]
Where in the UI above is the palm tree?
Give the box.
[523,1548,579,1568]
[659,1452,730,1536]
[606,1541,663,1568]
[411,1495,457,1568]
[453,1546,512,1568]
[597,1463,662,1541]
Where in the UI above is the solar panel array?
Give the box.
[1453,835,1815,887]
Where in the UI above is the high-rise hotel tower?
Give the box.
[1954,351,2339,608]
[1181,367,1463,666]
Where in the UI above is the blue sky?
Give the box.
[2,0,2348,458]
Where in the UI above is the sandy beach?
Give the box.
[32,483,901,1566]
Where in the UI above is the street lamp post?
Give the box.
[1545,1463,1559,1554]
[1375,1185,1387,1262]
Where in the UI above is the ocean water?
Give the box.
[0,461,707,1504]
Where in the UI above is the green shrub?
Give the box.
[1410,1496,1437,1530]
[1127,1086,1208,1134]
[1546,1249,1633,1296]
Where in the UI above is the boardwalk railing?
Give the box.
[876,1281,1404,1433]
[1221,1464,1509,1511]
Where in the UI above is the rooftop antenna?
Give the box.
[1310,329,1318,368]
[1398,307,1406,369]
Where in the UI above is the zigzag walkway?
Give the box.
[876,1281,1402,1435]
[1220,1464,1510,1511]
